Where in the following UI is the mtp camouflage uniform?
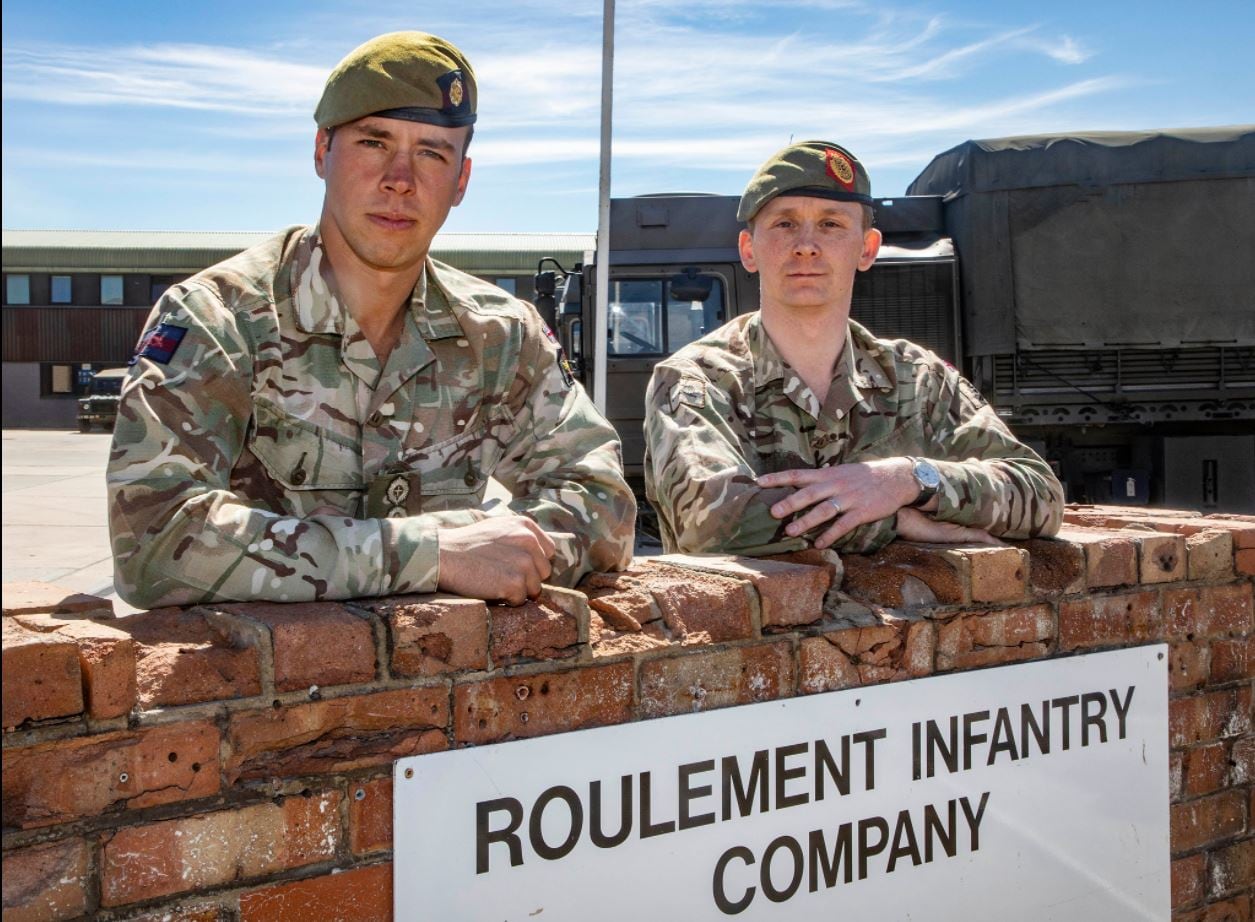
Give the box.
[644,313,1064,556]
[109,227,635,608]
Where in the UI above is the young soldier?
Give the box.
[109,32,635,609]
[644,140,1063,555]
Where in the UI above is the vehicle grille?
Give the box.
[851,262,957,363]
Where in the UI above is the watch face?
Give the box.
[914,460,942,490]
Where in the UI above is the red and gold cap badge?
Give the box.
[825,148,856,190]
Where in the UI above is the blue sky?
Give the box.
[3,0,1252,233]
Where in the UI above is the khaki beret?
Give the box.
[314,31,477,130]
[737,140,872,223]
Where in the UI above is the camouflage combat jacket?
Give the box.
[643,313,1063,556]
[109,226,635,609]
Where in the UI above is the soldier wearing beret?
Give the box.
[643,140,1063,556]
[109,32,635,608]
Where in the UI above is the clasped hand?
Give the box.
[757,458,998,548]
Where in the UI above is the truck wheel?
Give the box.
[79,420,93,433]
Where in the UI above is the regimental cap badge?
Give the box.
[449,75,464,108]
[825,148,856,190]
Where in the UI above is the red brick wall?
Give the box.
[3,505,1252,921]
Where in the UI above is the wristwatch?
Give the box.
[907,457,942,508]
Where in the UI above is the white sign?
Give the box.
[395,645,1169,921]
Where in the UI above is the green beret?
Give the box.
[737,141,872,223]
[314,31,477,130]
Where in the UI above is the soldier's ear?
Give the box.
[858,227,882,272]
[738,228,758,273]
[451,155,472,207]
[314,129,332,179]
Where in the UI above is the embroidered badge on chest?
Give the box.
[129,323,188,366]
[386,475,411,508]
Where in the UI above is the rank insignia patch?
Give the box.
[130,323,188,366]
[825,148,856,190]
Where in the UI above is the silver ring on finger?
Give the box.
[827,497,843,515]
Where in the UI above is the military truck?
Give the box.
[538,127,1255,515]
[76,367,128,432]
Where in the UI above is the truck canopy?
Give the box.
[906,126,1255,353]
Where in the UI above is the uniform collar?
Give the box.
[748,312,894,419]
[289,227,465,341]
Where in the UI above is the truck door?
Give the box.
[596,267,731,482]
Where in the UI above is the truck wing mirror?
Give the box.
[669,268,715,302]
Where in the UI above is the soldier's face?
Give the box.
[738,197,880,315]
[314,116,472,275]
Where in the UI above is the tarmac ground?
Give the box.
[1,428,136,611]
[1,428,656,615]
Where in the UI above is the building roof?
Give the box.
[1,229,595,275]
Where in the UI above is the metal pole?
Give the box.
[593,0,614,413]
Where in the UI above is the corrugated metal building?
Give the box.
[1,229,593,428]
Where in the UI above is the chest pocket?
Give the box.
[249,399,362,491]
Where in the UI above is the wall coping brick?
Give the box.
[2,504,1252,919]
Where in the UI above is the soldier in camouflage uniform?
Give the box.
[109,32,635,609]
[644,141,1063,556]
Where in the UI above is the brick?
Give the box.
[799,635,862,694]
[639,642,794,718]
[1,838,90,922]
[1230,736,1254,786]
[1058,590,1161,652]
[490,598,579,662]
[1166,584,1253,641]
[1236,548,1255,576]
[1170,688,1252,748]
[588,611,672,658]
[365,594,488,676]
[1182,741,1233,798]
[631,561,756,641]
[1124,529,1187,584]
[655,553,831,629]
[764,547,845,593]
[1209,837,1255,899]
[2,581,113,617]
[113,607,262,707]
[936,605,1054,670]
[1017,538,1085,598]
[226,687,448,782]
[1210,637,1252,685]
[1202,515,1255,549]
[101,792,340,906]
[842,543,967,609]
[348,776,392,854]
[963,545,1029,603]
[3,720,219,829]
[1174,894,1251,922]
[800,617,933,695]
[1056,526,1138,589]
[1170,790,1245,852]
[1172,853,1206,910]
[1170,750,1184,802]
[14,613,137,719]
[1187,530,1235,581]
[2,618,83,727]
[216,601,375,691]
[1170,640,1213,693]
[239,863,391,922]
[455,661,633,745]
